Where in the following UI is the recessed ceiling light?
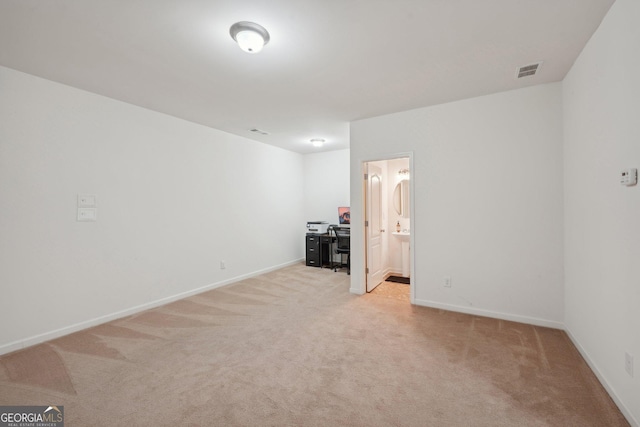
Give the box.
[229,21,270,54]
[310,139,325,147]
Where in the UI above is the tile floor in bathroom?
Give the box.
[369,280,410,302]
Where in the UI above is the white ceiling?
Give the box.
[0,0,615,154]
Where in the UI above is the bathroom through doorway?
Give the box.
[363,155,413,303]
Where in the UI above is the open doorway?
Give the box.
[364,156,412,302]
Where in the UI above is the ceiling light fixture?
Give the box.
[310,139,325,148]
[229,21,270,54]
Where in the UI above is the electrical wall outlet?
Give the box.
[77,208,97,222]
[444,276,452,288]
[220,261,226,270]
[625,352,634,377]
[77,194,97,207]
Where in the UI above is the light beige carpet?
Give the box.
[0,263,629,426]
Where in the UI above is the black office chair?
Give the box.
[331,226,350,275]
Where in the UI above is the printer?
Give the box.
[306,221,330,234]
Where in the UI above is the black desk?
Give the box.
[305,233,335,268]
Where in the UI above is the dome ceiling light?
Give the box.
[229,21,270,54]
[310,139,325,148]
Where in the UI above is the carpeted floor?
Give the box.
[0,263,629,426]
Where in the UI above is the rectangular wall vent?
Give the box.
[250,128,270,135]
[516,62,543,79]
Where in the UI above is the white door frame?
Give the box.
[362,152,415,303]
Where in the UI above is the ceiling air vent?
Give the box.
[249,128,270,136]
[516,62,543,79]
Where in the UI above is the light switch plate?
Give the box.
[78,194,97,207]
[77,208,97,222]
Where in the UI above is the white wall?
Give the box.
[303,149,350,225]
[351,83,564,328]
[563,0,640,423]
[0,66,305,354]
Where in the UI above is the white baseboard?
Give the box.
[413,298,564,330]
[386,270,405,278]
[0,258,304,356]
[564,327,639,427]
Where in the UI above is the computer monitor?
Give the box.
[338,207,350,225]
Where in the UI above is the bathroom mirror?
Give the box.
[393,179,410,218]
